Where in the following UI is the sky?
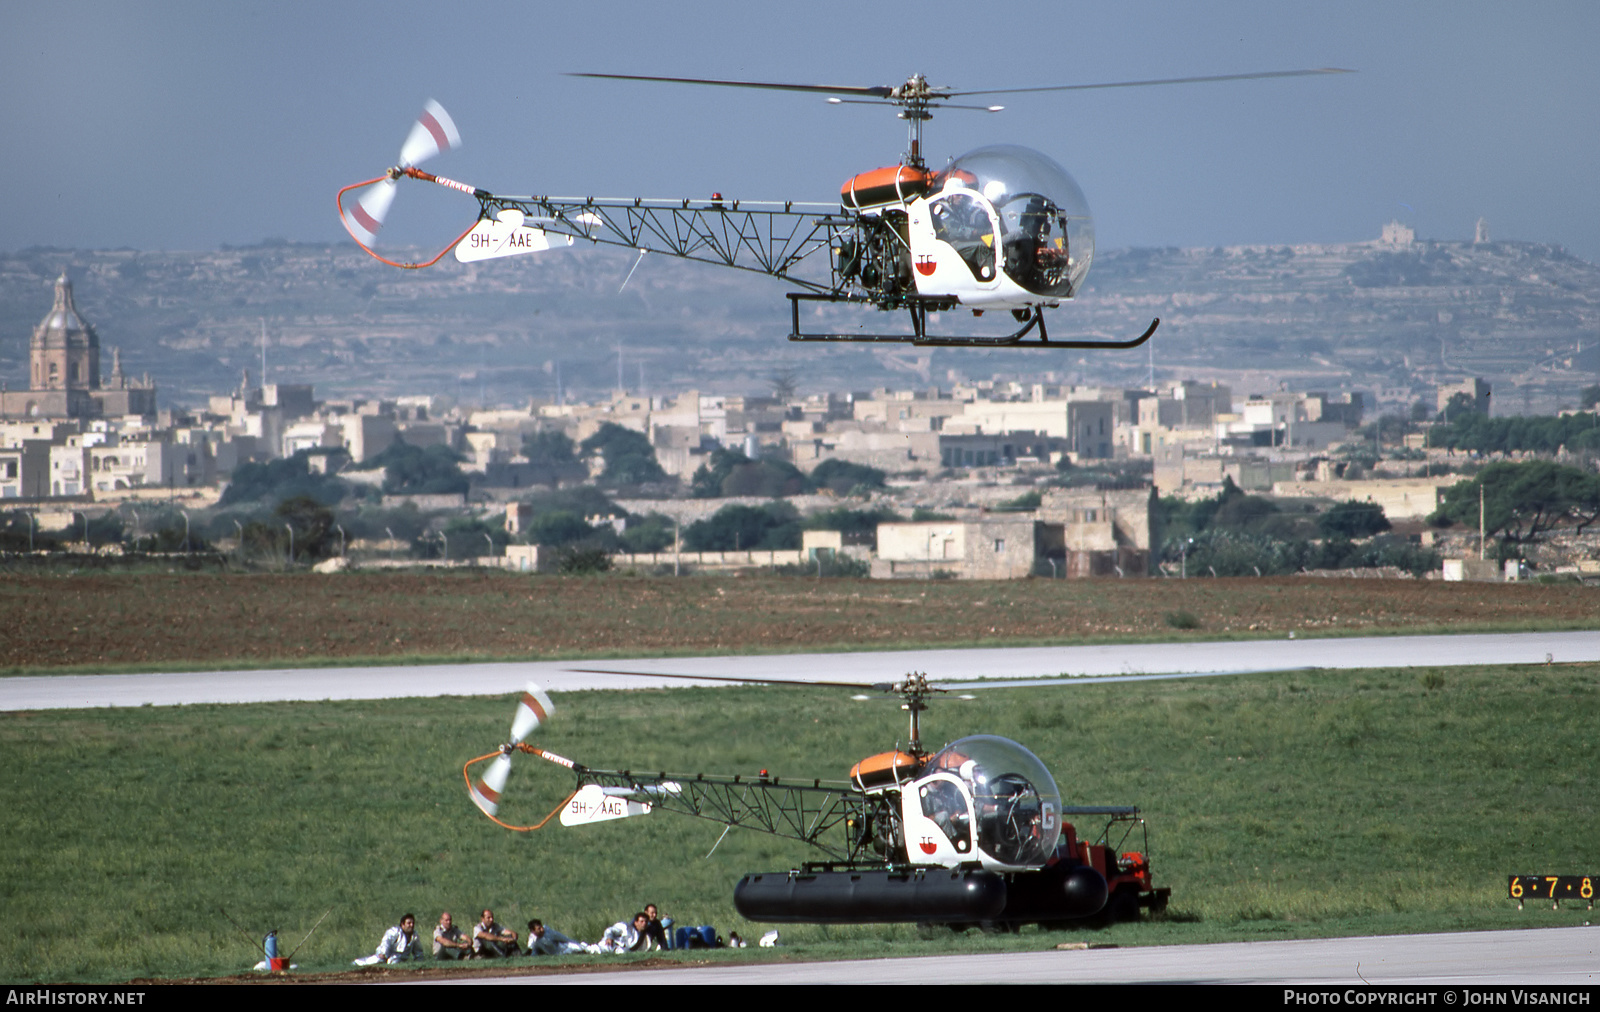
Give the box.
[3,0,1598,262]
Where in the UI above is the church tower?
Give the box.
[4,272,155,419]
[30,274,100,392]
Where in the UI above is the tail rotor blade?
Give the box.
[470,752,513,817]
[399,99,461,167]
[343,177,397,245]
[510,683,555,744]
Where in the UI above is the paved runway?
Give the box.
[2,630,1596,711]
[447,926,1599,985]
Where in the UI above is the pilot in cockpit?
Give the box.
[920,778,971,849]
[931,192,997,281]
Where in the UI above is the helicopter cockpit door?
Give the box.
[907,191,1003,300]
[901,772,975,867]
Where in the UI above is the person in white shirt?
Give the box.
[593,912,650,954]
[353,913,425,965]
[526,918,589,956]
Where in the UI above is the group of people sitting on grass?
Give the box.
[355,904,690,964]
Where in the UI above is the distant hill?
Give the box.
[2,234,1595,411]
[1078,239,1600,410]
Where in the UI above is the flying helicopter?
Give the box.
[338,68,1349,348]
[464,671,1168,927]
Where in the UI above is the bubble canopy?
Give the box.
[928,734,1062,869]
[935,145,1094,298]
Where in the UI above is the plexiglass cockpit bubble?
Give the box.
[935,145,1094,299]
[929,734,1061,869]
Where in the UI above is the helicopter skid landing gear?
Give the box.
[786,293,1158,349]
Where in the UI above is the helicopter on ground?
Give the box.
[338,69,1348,348]
[464,671,1168,927]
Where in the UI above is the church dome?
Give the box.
[33,274,98,351]
[31,273,100,391]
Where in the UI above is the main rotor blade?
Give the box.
[568,666,1313,694]
[946,67,1353,98]
[566,667,894,692]
[569,72,894,98]
[940,667,1316,690]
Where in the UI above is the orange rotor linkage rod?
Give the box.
[462,747,577,833]
[336,167,480,269]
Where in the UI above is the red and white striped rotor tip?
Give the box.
[471,753,512,818]
[341,100,461,246]
[399,99,461,169]
[344,177,396,247]
[511,683,555,745]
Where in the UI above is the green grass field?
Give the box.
[2,664,1596,982]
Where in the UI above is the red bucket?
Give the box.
[269,957,289,971]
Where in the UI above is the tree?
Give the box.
[804,506,903,548]
[1432,460,1600,545]
[682,502,802,551]
[690,448,810,498]
[1429,411,1600,455]
[1439,391,1483,422]
[369,440,469,495]
[620,513,676,553]
[275,495,337,561]
[1319,500,1391,539]
[557,546,613,574]
[219,452,349,507]
[524,510,601,548]
[1212,491,1280,530]
[769,369,798,400]
[690,448,746,498]
[521,430,577,468]
[444,514,510,553]
[811,458,886,496]
[580,423,666,485]
[722,458,809,497]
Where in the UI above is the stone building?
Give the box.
[872,517,1043,580]
[0,274,157,420]
[1038,486,1154,577]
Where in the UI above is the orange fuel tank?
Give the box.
[840,166,934,211]
[850,750,922,791]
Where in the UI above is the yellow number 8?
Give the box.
[1583,878,1594,899]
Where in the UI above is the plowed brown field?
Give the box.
[3,571,1594,672]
